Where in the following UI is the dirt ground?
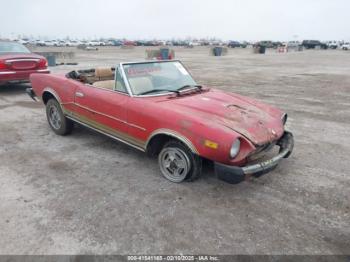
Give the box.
[0,46,349,255]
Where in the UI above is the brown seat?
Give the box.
[91,67,115,90]
[92,80,115,90]
[95,67,114,81]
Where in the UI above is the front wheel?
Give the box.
[46,99,73,135]
[158,140,202,183]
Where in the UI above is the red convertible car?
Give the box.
[27,60,293,184]
[0,41,49,85]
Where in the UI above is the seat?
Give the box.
[95,67,114,81]
[91,67,115,90]
[128,77,153,95]
[92,80,115,90]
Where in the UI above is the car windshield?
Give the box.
[0,42,31,54]
[122,61,197,95]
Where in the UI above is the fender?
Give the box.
[42,87,62,104]
[146,128,199,154]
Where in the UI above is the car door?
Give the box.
[73,67,130,140]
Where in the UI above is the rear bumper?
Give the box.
[25,88,39,101]
[0,69,50,84]
[215,131,294,184]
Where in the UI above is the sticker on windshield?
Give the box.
[174,62,189,75]
[125,65,161,76]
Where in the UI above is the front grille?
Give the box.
[248,141,277,161]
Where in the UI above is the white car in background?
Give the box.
[327,41,338,49]
[66,40,81,47]
[18,39,29,45]
[286,41,301,48]
[341,43,350,50]
[189,41,201,46]
[87,41,99,46]
[55,40,66,46]
[28,39,37,45]
[105,40,115,46]
[35,40,46,46]
[88,40,105,46]
[44,40,59,46]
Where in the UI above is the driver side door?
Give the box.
[73,67,132,142]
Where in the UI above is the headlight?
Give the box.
[230,139,240,158]
[281,113,288,125]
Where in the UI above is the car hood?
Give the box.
[163,89,285,145]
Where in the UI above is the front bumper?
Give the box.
[215,131,294,184]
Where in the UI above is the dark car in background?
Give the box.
[302,40,328,49]
[0,41,49,85]
[258,41,281,49]
[135,40,146,46]
[228,41,241,48]
[145,40,160,46]
[109,39,123,46]
[227,41,247,48]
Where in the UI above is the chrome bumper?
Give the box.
[25,88,39,102]
[215,131,294,184]
[0,69,50,75]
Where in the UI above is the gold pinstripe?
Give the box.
[61,102,146,131]
[62,106,146,149]
[61,106,199,154]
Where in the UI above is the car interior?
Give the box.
[66,67,156,95]
[66,67,127,92]
[66,67,113,86]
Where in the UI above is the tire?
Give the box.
[158,140,202,183]
[46,98,73,135]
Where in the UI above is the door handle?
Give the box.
[75,91,84,98]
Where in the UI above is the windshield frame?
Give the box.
[119,60,196,97]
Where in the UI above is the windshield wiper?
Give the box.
[139,85,202,96]
[177,85,202,92]
[138,89,180,95]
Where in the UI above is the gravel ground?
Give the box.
[0,46,349,255]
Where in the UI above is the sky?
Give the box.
[1,0,349,41]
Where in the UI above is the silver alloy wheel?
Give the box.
[48,105,61,130]
[159,147,191,182]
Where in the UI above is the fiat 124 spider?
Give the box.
[27,60,294,183]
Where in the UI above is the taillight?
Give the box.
[38,58,48,68]
[0,60,6,70]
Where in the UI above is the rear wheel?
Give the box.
[46,98,73,135]
[158,140,202,183]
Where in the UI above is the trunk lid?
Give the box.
[0,53,44,71]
